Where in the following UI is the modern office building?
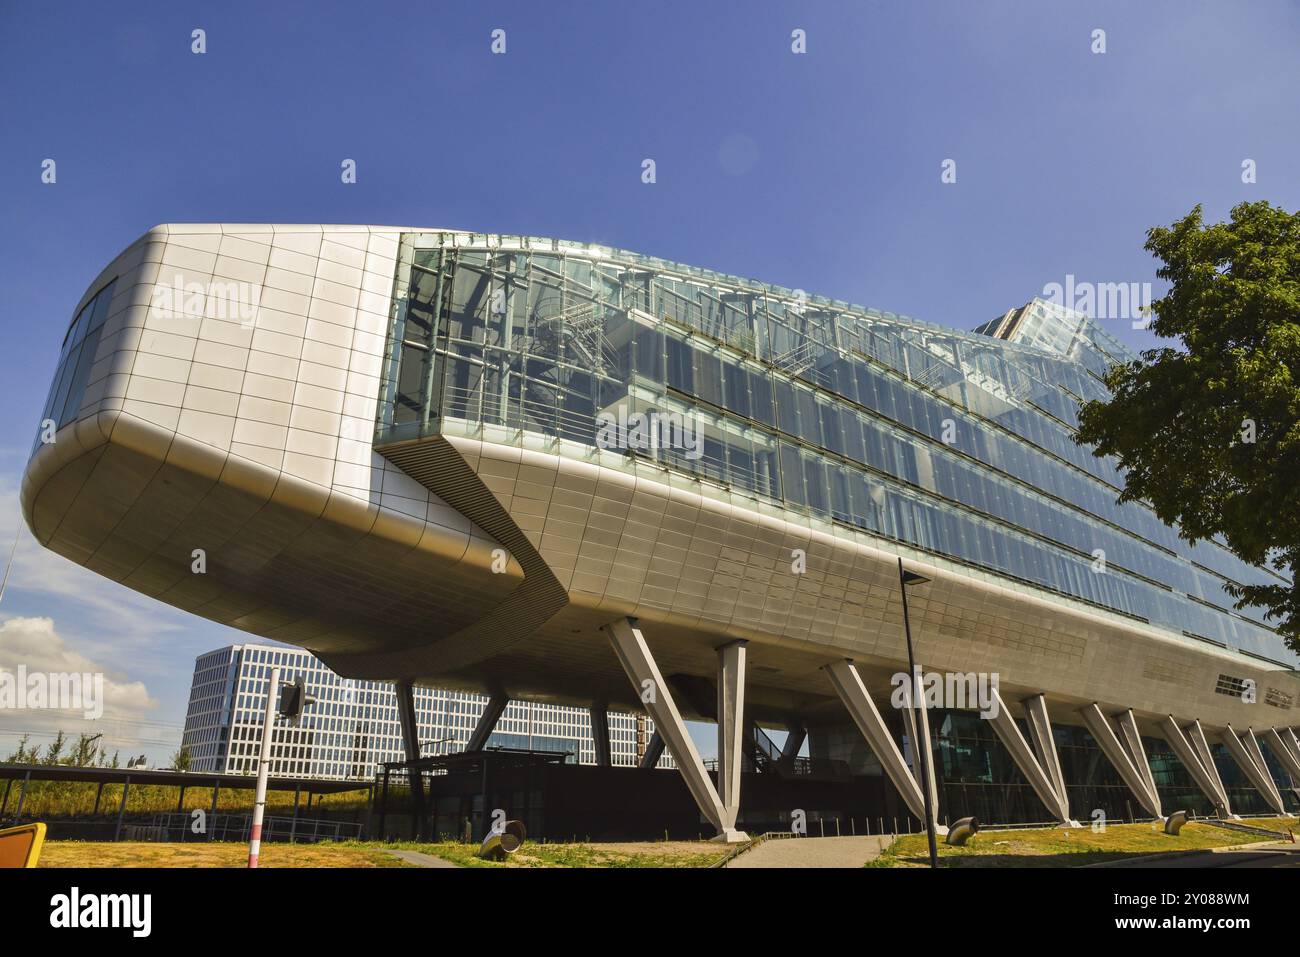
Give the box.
[23,224,1300,840]
[180,643,663,780]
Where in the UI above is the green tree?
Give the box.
[170,745,192,772]
[6,734,34,763]
[69,733,101,767]
[43,730,67,765]
[1076,201,1300,651]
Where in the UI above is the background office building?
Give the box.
[181,644,667,781]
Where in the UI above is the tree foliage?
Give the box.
[1076,201,1300,651]
[170,745,192,772]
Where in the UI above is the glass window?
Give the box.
[779,442,805,507]
[56,329,102,428]
[86,281,116,334]
[750,370,774,427]
[802,452,829,516]
[796,385,822,447]
[774,378,799,435]
[633,326,664,384]
[394,343,428,426]
[818,398,845,456]
[725,362,751,418]
[694,349,724,407]
[666,335,693,393]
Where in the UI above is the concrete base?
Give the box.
[710,828,751,844]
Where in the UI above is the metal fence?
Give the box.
[121,812,363,844]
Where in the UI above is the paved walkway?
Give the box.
[726,835,893,868]
[384,849,458,868]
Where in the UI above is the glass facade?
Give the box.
[37,279,116,444]
[375,232,1293,666]
[921,711,1298,825]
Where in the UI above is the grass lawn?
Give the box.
[38,841,413,868]
[35,838,728,868]
[867,817,1300,867]
[397,839,729,868]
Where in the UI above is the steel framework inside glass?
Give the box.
[375,232,1291,665]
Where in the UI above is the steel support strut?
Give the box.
[1263,727,1300,799]
[823,659,945,834]
[589,705,612,767]
[467,693,508,752]
[715,641,747,826]
[987,691,1076,825]
[1160,716,1232,817]
[1221,725,1285,814]
[604,618,747,842]
[1079,704,1162,819]
[395,679,426,839]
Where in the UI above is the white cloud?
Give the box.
[0,616,163,761]
[0,471,188,662]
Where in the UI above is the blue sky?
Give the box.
[1,1,1298,762]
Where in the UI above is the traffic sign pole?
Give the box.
[248,666,281,869]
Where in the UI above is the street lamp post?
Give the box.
[897,557,939,869]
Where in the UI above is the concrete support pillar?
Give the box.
[1280,727,1300,765]
[467,692,508,752]
[1025,695,1070,814]
[1243,729,1289,808]
[395,680,422,762]
[899,671,940,827]
[395,679,426,837]
[1188,719,1237,818]
[1263,727,1300,797]
[988,691,1075,825]
[1118,710,1161,811]
[716,641,747,818]
[1079,703,1162,819]
[1159,716,1232,816]
[639,730,665,769]
[604,618,745,842]
[822,659,944,834]
[589,705,611,767]
[1221,725,1285,814]
[779,725,806,771]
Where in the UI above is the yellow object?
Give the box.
[0,822,47,868]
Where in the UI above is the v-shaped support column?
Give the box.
[986,692,1076,825]
[1159,716,1232,817]
[604,618,747,842]
[1118,710,1161,811]
[467,693,508,752]
[1263,727,1300,799]
[899,670,940,827]
[589,705,612,767]
[715,640,747,828]
[1221,725,1286,814]
[1079,704,1163,819]
[823,660,945,834]
[778,724,807,773]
